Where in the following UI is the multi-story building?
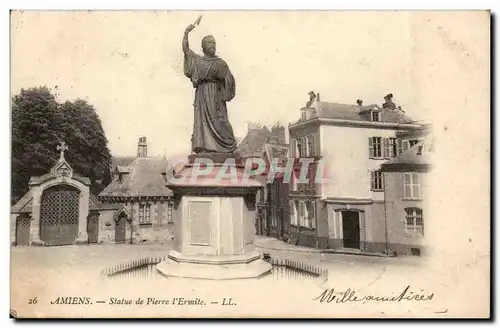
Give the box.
[288,92,427,253]
[257,142,290,241]
[236,122,290,241]
[381,135,433,256]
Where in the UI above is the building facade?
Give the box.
[98,137,175,244]
[381,137,433,256]
[256,143,290,241]
[236,122,290,241]
[11,143,101,246]
[288,93,428,254]
[11,138,176,246]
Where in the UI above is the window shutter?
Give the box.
[370,170,375,190]
[368,137,374,158]
[383,138,390,158]
[413,173,420,198]
[310,135,316,157]
[403,173,411,198]
[302,137,307,157]
[397,138,403,155]
[311,201,316,229]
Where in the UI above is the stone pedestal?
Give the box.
[157,153,272,279]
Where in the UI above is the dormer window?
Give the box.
[115,165,130,183]
[371,110,380,122]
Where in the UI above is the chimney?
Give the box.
[383,93,396,110]
[247,122,262,132]
[137,136,148,157]
[316,93,321,102]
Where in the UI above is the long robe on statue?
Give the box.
[184,49,237,154]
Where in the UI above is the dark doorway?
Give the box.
[87,214,99,244]
[15,216,31,246]
[342,210,360,249]
[115,214,126,243]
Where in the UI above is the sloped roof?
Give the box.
[29,172,91,186]
[11,189,34,213]
[111,156,135,169]
[99,156,173,198]
[381,138,434,170]
[297,102,413,124]
[236,126,272,157]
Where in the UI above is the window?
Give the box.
[297,138,303,157]
[416,145,424,155]
[306,135,316,157]
[388,138,399,158]
[291,171,298,191]
[371,110,380,122]
[294,134,316,158]
[397,138,404,154]
[167,202,173,222]
[297,182,310,192]
[405,208,424,235]
[139,204,151,224]
[409,139,419,148]
[290,201,298,225]
[298,201,306,227]
[301,137,307,157]
[290,138,295,158]
[403,173,421,199]
[369,137,383,158]
[305,200,316,229]
[371,170,384,191]
[294,200,316,229]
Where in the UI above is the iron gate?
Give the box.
[15,216,31,246]
[40,185,80,246]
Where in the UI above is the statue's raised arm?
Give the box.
[182,24,195,55]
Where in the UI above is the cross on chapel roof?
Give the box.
[57,141,68,160]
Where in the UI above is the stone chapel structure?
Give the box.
[10,142,99,246]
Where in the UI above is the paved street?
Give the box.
[11,235,421,277]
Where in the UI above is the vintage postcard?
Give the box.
[9,10,490,318]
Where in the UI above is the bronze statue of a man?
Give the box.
[182,21,237,154]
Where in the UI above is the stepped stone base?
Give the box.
[156,251,272,280]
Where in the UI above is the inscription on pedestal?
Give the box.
[188,201,212,246]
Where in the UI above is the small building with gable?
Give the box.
[10,142,101,246]
[98,137,175,244]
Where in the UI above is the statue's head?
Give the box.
[201,35,216,57]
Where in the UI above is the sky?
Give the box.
[11,11,449,157]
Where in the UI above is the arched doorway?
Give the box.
[40,184,80,246]
[341,210,360,249]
